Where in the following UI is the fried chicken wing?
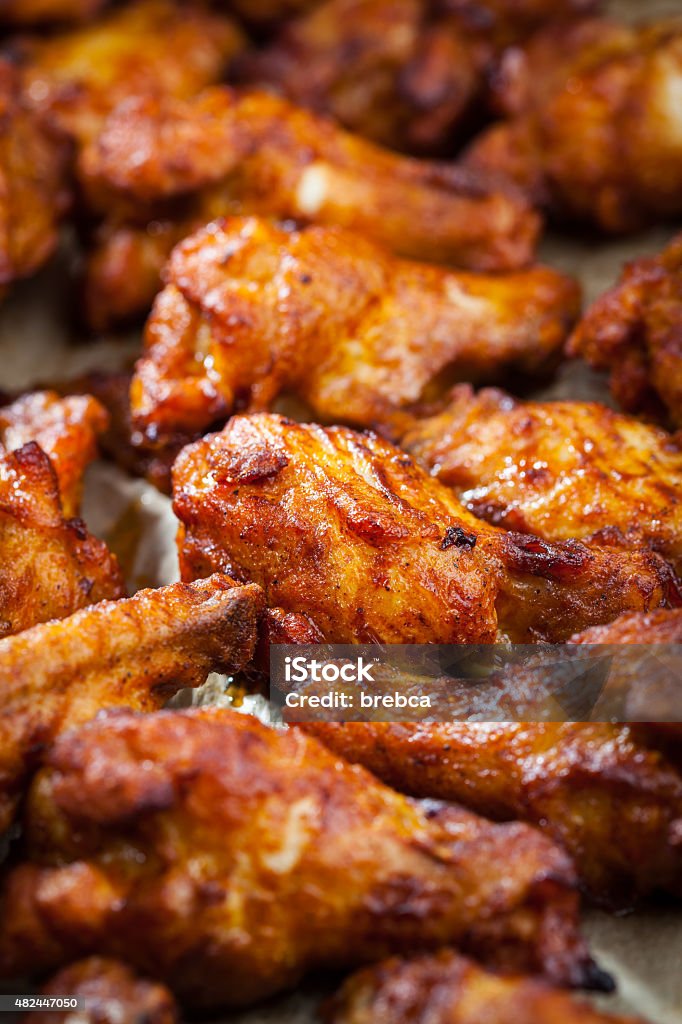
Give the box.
[130,218,578,449]
[0,573,262,833]
[465,17,682,231]
[324,951,641,1024]
[237,0,601,153]
[0,61,70,298]
[568,233,682,429]
[0,706,604,1002]
[27,959,179,1024]
[79,86,540,326]
[0,0,107,25]
[302,721,682,906]
[0,442,123,638]
[0,391,108,516]
[399,385,682,573]
[17,0,245,147]
[173,414,678,646]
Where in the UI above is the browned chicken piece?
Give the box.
[0,60,70,299]
[16,0,245,147]
[465,18,682,231]
[399,385,682,574]
[569,233,682,430]
[0,391,108,517]
[0,0,107,25]
[0,442,123,638]
[302,720,682,907]
[130,217,578,450]
[238,0,601,153]
[27,958,180,1024]
[0,706,606,1002]
[572,607,682,645]
[324,951,644,1024]
[0,573,262,834]
[79,87,540,328]
[173,414,679,646]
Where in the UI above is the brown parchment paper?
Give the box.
[0,0,681,1019]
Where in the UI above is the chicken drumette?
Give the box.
[130,217,579,450]
[399,385,682,573]
[79,86,539,327]
[569,232,682,430]
[0,573,262,833]
[465,17,682,231]
[238,0,601,153]
[0,707,604,1003]
[324,951,643,1024]
[173,414,679,645]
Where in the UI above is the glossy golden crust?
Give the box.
[0,574,262,834]
[0,442,123,638]
[324,951,641,1024]
[238,0,601,153]
[0,707,601,1001]
[302,721,682,906]
[173,414,678,646]
[0,61,70,293]
[569,233,682,429]
[0,0,106,24]
[465,18,682,231]
[131,218,579,448]
[572,607,682,644]
[400,385,682,572]
[79,86,540,325]
[0,391,108,517]
[18,0,245,146]
[28,959,179,1024]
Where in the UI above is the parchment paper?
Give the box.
[1,0,681,1019]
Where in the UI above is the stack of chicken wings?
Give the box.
[0,0,681,1021]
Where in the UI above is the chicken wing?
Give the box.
[399,385,682,573]
[324,951,642,1024]
[0,60,70,299]
[237,0,601,153]
[130,217,578,450]
[0,0,107,25]
[0,706,604,1002]
[465,17,682,231]
[568,233,682,429]
[79,86,540,327]
[173,414,679,645]
[17,0,245,147]
[0,391,108,517]
[27,959,179,1024]
[0,573,262,833]
[0,442,123,638]
[302,720,682,906]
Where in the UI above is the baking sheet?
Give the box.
[1,0,681,1019]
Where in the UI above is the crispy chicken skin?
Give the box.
[465,18,682,231]
[324,952,641,1024]
[173,414,679,645]
[27,959,179,1024]
[0,442,123,638]
[399,385,682,573]
[569,233,682,429]
[0,61,70,298]
[0,391,108,517]
[302,721,682,906]
[79,87,540,327]
[0,574,262,834]
[131,218,579,448]
[0,0,107,25]
[0,707,603,1002]
[17,0,245,147]
[238,0,601,153]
